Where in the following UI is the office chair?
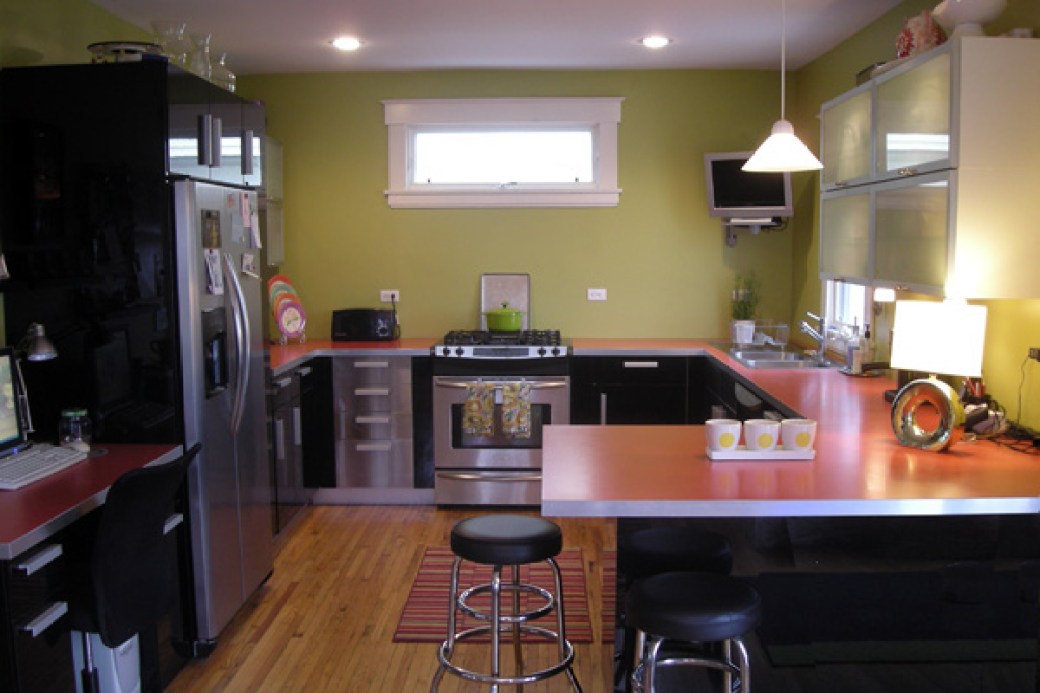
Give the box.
[67,443,200,693]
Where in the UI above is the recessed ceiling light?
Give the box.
[640,35,671,49]
[331,36,363,52]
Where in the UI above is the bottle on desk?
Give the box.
[59,408,92,453]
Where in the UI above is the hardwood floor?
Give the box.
[166,505,616,692]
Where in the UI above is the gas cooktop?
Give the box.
[433,330,567,358]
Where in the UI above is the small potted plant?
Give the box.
[730,273,759,344]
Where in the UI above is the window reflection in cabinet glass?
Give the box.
[820,191,870,281]
[822,89,872,188]
[876,52,950,175]
[875,177,948,289]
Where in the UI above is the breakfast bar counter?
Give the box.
[545,340,1040,518]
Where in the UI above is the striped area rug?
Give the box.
[602,550,616,640]
[393,546,593,643]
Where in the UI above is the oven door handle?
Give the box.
[436,471,543,482]
[434,380,568,390]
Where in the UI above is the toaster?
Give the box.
[332,308,399,341]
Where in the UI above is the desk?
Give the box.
[0,444,181,693]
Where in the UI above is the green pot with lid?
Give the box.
[483,302,525,332]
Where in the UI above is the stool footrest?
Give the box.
[458,581,555,624]
[437,626,575,686]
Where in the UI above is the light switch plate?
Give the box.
[587,288,607,301]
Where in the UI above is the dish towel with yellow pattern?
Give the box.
[462,382,495,437]
[500,382,532,439]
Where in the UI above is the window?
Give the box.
[383,98,623,209]
[824,279,868,349]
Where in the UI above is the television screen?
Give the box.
[704,151,792,220]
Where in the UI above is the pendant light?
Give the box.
[743,0,823,172]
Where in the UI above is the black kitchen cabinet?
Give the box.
[689,356,799,422]
[0,540,73,693]
[300,358,335,488]
[570,356,688,425]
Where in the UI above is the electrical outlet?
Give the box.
[380,290,400,303]
[587,288,607,301]
[1029,347,1040,361]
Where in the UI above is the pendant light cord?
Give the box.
[780,0,787,121]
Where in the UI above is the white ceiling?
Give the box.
[90,0,903,75]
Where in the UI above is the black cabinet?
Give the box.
[0,542,73,693]
[571,356,688,425]
[689,356,799,422]
[300,358,335,488]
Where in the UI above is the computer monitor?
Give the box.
[0,347,28,457]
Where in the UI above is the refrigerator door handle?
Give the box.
[223,252,250,434]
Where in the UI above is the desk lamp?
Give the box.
[14,323,58,434]
[889,300,987,451]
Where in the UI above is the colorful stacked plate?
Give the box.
[267,275,306,340]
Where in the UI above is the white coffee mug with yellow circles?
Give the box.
[781,419,817,451]
[705,419,741,452]
[744,419,780,451]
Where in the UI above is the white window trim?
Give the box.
[383,97,623,209]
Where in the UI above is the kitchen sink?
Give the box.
[729,348,839,370]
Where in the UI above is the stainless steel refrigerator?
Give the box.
[173,179,272,646]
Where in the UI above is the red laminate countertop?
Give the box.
[544,339,1040,518]
[0,443,181,559]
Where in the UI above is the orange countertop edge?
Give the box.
[0,443,181,559]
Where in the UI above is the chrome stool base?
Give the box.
[431,554,582,692]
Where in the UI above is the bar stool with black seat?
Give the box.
[615,526,734,688]
[67,443,200,693]
[626,571,762,693]
[430,514,582,692]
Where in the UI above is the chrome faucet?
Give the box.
[799,311,829,365]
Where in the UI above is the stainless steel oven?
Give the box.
[432,331,569,505]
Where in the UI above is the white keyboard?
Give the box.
[0,444,88,490]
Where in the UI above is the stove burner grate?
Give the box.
[442,330,562,347]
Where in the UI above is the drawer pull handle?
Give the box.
[21,601,68,638]
[163,513,184,536]
[355,387,391,397]
[275,377,293,388]
[356,442,392,452]
[623,361,659,368]
[354,361,390,369]
[436,471,542,483]
[356,415,391,425]
[16,544,62,576]
[297,366,312,376]
[293,406,303,446]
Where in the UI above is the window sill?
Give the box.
[385,188,622,209]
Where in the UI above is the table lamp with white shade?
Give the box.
[889,300,987,451]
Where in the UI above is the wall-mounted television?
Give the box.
[704,151,792,223]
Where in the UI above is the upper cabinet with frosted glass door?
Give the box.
[819,36,1040,298]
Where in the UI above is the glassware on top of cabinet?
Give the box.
[152,21,191,67]
[211,53,236,92]
[189,32,213,80]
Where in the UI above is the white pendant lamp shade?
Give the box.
[743,119,822,172]
[742,0,823,173]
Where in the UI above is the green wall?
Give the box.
[243,69,797,339]
[0,0,148,67]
